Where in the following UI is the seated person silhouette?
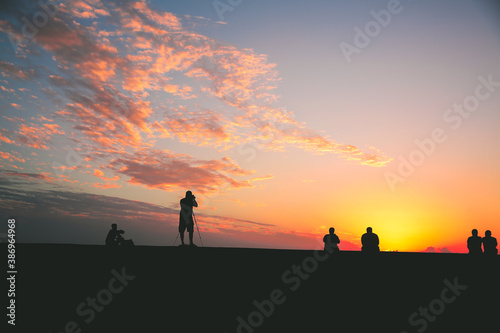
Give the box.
[467,229,482,254]
[105,223,134,246]
[482,230,498,256]
[323,227,340,253]
[361,227,379,253]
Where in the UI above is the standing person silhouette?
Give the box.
[323,227,340,253]
[179,191,198,246]
[467,229,482,255]
[361,227,379,253]
[482,230,498,255]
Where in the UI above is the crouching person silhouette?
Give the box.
[323,227,340,253]
[361,227,379,253]
[179,191,198,247]
[106,223,134,246]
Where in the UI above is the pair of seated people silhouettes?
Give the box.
[323,227,380,253]
[467,229,497,255]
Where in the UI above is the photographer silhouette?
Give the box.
[179,191,198,246]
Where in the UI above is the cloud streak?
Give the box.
[0,171,322,249]
[0,0,394,220]
[1,0,390,175]
[108,149,255,194]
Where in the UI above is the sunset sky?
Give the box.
[1,0,499,252]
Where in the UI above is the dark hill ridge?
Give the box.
[5,244,499,332]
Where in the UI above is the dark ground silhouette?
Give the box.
[9,244,499,333]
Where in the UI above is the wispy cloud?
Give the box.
[14,119,65,150]
[0,60,37,80]
[0,151,25,163]
[108,149,255,194]
[0,0,390,196]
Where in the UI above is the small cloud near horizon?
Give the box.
[425,246,452,253]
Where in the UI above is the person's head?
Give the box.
[111,223,117,230]
[329,227,335,234]
[485,230,492,237]
[367,227,372,233]
[185,190,193,198]
[472,229,478,236]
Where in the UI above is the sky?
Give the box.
[1,0,499,252]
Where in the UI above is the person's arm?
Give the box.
[375,235,379,246]
[193,198,198,208]
[334,235,340,244]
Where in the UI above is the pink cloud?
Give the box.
[17,124,51,150]
[424,246,454,253]
[0,60,37,80]
[1,86,15,92]
[0,151,25,163]
[108,149,255,194]
[91,182,122,189]
[16,122,64,150]
[151,107,231,147]
[1,0,391,188]
[92,168,119,183]
[43,123,65,135]
[70,0,110,19]
[0,131,15,144]
[87,1,389,164]
[4,171,54,182]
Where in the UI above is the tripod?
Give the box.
[193,212,204,247]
